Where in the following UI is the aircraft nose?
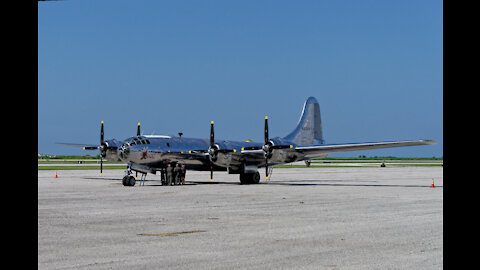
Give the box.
[118,143,130,160]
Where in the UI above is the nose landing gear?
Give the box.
[122,165,136,186]
[122,175,136,186]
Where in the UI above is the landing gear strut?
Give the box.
[239,171,260,185]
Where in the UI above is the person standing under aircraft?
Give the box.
[174,163,181,185]
[166,163,173,186]
[180,165,186,185]
[160,167,166,185]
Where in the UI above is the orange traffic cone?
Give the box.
[431,178,434,188]
[55,172,58,178]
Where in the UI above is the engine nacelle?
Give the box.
[103,139,122,162]
[104,148,121,162]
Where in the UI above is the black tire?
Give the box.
[239,173,248,185]
[239,171,260,184]
[122,175,129,186]
[128,175,136,186]
[252,171,260,184]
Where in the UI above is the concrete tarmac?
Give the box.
[38,167,443,269]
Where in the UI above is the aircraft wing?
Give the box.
[56,142,99,150]
[294,140,436,159]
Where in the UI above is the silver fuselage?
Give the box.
[113,135,311,173]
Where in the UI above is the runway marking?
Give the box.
[138,230,205,237]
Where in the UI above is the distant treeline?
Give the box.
[38,154,100,159]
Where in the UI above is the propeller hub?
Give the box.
[262,141,273,158]
[99,143,108,158]
[262,142,272,153]
[208,145,218,161]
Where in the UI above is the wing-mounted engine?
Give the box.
[207,121,239,181]
[209,143,238,167]
[97,121,121,163]
[265,137,298,165]
[102,139,122,161]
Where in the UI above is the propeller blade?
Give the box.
[210,121,215,181]
[100,121,105,176]
[210,165,213,182]
[264,116,269,180]
[264,116,269,144]
[210,121,214,146]
[265,159,269,180]
[137,122,141,136]
[241,146,262,151]
[100,121,104,145]
[188,150,208,153]
[272,145,293,150]
[217,149,236,153]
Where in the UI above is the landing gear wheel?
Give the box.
[123,175,136,186]
[240,173,247,185]
[252,171,260,184]
[128,175,136,186]
[239,171,260,184]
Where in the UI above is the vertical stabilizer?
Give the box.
[283,97,324,146]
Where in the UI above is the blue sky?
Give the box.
[38,0,443,157]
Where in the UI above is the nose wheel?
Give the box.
[122,165,136,186]
[122,175,136,186]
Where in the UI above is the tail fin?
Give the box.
[283,97,325,146]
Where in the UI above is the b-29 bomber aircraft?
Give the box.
[58,97,436,186]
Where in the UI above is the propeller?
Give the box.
[209,121,216,181]
[207,121,236,182]
[99,121,109,175]
[262,116,292,180]
[264,116,271,179]
[97,120,119,175]
[134,122,142,179]
[98,121,106,175]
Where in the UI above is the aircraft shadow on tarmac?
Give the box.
[83,177,440,188]
[83,177,239,186]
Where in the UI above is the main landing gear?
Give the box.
[239,171,260,185]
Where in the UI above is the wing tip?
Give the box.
[422,139,437,145]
